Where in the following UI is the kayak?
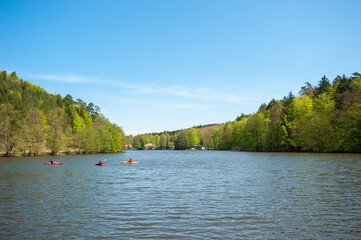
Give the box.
[44,162,63,165]
[94,163,106,166]
[121,161,139,164]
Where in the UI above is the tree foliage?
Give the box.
[0,71,125,156]
[127,73,361,152]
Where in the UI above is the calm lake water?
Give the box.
[1,151,360,239]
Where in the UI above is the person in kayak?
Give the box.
[97,159,104,165]
[50,159,57,164]
[128,158,133,163]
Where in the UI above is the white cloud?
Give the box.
[163,86,254,104]
[27,73,97,83]
[139,101,217,110]
[109,82,254,104]
[26,72,255,105]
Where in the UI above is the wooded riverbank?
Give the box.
[128,73,361,153]
[0,71,126,156]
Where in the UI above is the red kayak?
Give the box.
[94,163,106,166]
[44,162,63,165]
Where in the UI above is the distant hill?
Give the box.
[197,124,222,133]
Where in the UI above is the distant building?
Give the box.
[125,144,132,150]
[167,142,175,150]
[144,143,154,150]
[191,145,208,150]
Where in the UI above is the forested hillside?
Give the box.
[129,73,361,153]
[0,71,126,156]
[127,124,220,150]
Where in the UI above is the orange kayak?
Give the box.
[121,161,139,164]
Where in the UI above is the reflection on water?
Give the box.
[0,152,360,239]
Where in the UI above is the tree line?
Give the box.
[127,123,219,150]
[128,72,361,152]
[0,71,126,156]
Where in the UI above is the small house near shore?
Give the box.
[191,145,208,150]
[144,143,154,150]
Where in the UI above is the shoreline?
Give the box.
[0,150,124,158]
[2,149,360,157]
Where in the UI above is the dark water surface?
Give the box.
[1,151,360,239]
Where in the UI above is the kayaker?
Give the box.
[128,158,133,163]
[97,159,104,165]
[50,159,55,164]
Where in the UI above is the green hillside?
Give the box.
[0,71,126,156]
[129,73,361,152]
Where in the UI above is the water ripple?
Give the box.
[0,152,361,239]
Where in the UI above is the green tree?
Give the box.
[210,128,221,150]
[333,74,361,152]
[187,128,200,147]
[266,101,287,151]
[132,135,141,149]
[231,117,248,151]
[178,129,189,150]
[316,75,332,96]
[93,116,112,152]
[285,95,314,150]
[109,123,124,152]
[171,133,179,149]
[310,93,338,151]
[22,108,47,155]
[199,128,212,147]
[46,108,69,155]
[0,104,22,155]
[243,113,267,151]
[140,135,149,150]
[159,133,167,149]
[153,134,160,149]
[218,123,233,150]
[82,111,96,153]
[299,82,316,97]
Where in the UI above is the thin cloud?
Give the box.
[109,81,254,104]
[109,96,217,111]
[150,85,254,104]
[27,73,97,83]
[138,100,217,111]
[26,73,255,104]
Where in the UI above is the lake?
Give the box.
[1,151,360,239]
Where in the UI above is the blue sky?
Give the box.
[1,0,361,135]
